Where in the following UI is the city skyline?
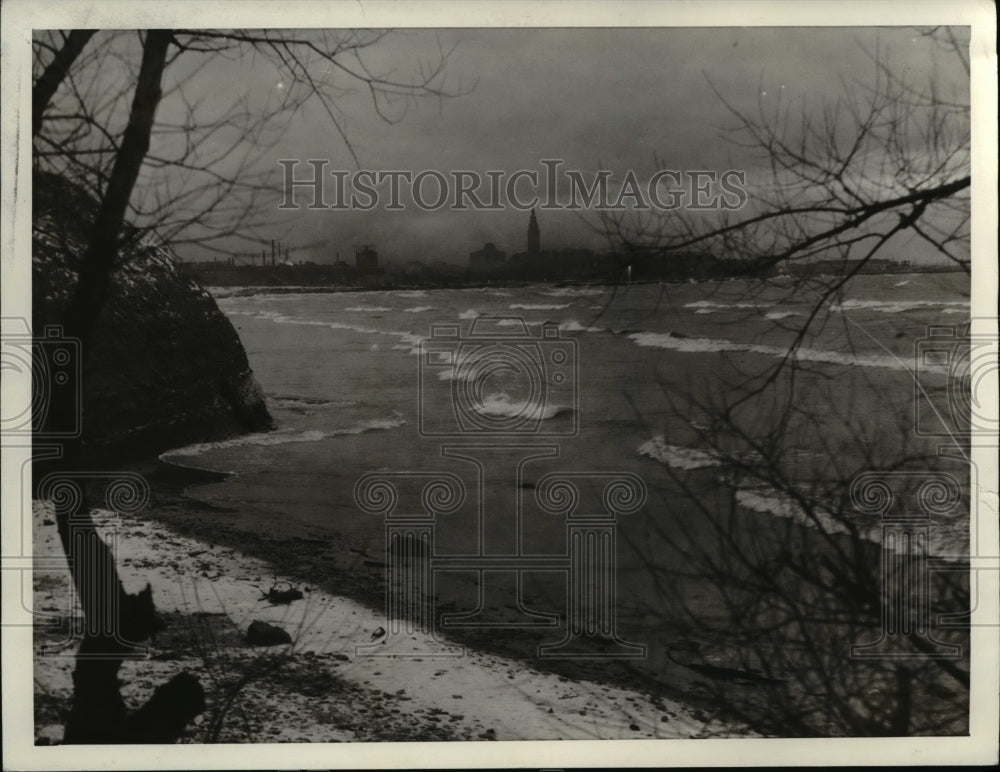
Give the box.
[157,26,967,267]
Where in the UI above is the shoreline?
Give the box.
[29,416,973,742]
[202,269,964,299]
[209,279,611,299]
[32,271,972,741]
[108,455,783,727]
[32,489,743,743]
[138,412,971,734]
[137,456,715,696]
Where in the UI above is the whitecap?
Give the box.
[391,289,428,297]
[472,391,568,421]
[637,436,721,470]
[543,287,607,297]
[684,300,765,311]
[627,331,932,373]
[635,435,967,557]
[160,414,406,459]
[267,396,355,410]
[734,487,967,559]
[559,320,603,333]
[829,298,967,314]
[225,309,424,354]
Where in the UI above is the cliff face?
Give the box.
[32,171,273,462]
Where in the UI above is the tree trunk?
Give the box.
[45,29,205,744]
[32,30,96,137]
[62,29,172,348]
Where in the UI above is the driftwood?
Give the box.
[256,574,304,605]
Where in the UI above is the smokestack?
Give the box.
[271,239,276,267]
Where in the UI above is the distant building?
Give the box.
[527,208,540,254]
[354,244,384,288]
[469,242,507,275]
[355,244,379,272]
[783,256,916,278]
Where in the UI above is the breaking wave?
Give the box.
[472,391,571,421]
[267,396,355,411]
[160,413,407,460]
[542,287,608,297]
[559,320,604,333]
[628,331,921,372]
[685,300,767,311]
[765,311,800,320]
[224,309,424,354]
[829,298,968,314]
[635,435,966,557]
[734,488,967,558]
[637,436,721,470]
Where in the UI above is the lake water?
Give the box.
[160,272,970,670]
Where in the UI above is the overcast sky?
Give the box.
[152,26,968,265]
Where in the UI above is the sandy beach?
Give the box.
[32,497,746,743]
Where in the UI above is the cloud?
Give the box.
[149,27,968,264]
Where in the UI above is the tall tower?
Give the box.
[527,208,540,254]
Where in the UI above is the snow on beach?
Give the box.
[31,501,740,743]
